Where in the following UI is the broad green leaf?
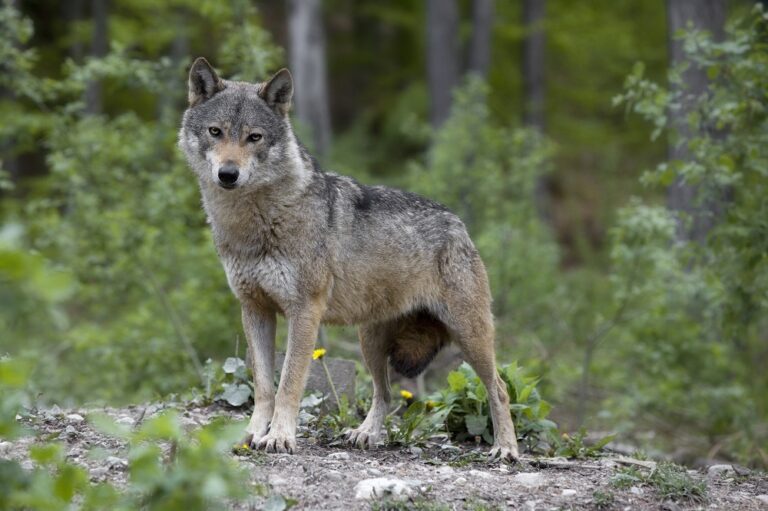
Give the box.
[447,371,467,392]
[465,414,488,436]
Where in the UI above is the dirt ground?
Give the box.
[2,403,766,510]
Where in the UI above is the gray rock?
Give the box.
[274,352,355,411]
[453,476,468,486]
[64,425,77,436]
[468,469,492,479]
[707,464,734,478]
[755,495,768,506]
[325,470,344,482]
[89,467,108,479]
[115,416,135,426]
[561,489,577,498]
[514,472,544,488]
[354,478,414,500]
[630,485,643,495]
[436,465,454,477]
[409,446,423,456]
[327,452,350,460]
[66,413,85,423]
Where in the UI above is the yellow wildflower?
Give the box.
[241,443,250,450]
[425,400,437,412]
[312,348,327,360]
[400,389,413,400]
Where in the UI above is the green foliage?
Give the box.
[0,2,280,404]
[607,6,768,465]
[555,427,615,459]
[384,399,448,447]
[430,362,558,454]
[591,489,615,509]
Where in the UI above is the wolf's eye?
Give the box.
[208,127,221,137]
[248,133,263,143]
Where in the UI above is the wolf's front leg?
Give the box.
[256,302,323,454]
[241,304,277,448]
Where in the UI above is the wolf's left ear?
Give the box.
[188,57,225,106]
[259,69,293,115]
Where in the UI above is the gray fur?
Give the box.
[178,60,519,461]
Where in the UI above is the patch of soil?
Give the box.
[2,404,766,510]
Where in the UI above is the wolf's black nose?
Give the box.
[217,164,239,187]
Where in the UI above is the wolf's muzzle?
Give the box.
[217,164,240,189]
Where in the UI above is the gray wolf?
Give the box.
[178,57,519,461]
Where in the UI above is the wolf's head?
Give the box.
[179,58,306,193]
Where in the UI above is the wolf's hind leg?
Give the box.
[346,322,391,449]
[440,254,520,462]
[241,305,276,448]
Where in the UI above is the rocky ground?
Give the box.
[1,403,766,510]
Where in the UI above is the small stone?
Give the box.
[367,468,383,476]
[327,452,350,460]
[66,413,85,423]
[325,470,344,482]
[468,469,492,479]
[115,416,135,426]
[630,485,643,495]
[756,495,768,506]
[707,464,734,478]
[354,478,414,500]
[453,477,467,486]
[89,467,108,479]
[514,472,544,488]
[436,465,454,477]
[48,405,63,416]
[64,425,77,436]
[105,456,127,469]
[561,489,577,498]
[409,446,423,456]
[0,441,12,455]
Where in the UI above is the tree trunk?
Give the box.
[468,0,494,77]
[426,0,460,128]
[287,0,332,158]
[666,0,726,242]
[522,0,550,223]
[522,0,545,131]
[85,0,108,115]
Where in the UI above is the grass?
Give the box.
[611,462,707,503]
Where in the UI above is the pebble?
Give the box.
[409,446,423,456]
[707,464,734,478]
[453,476,467,486]
[630,485,643,495]
[89,467,108,479]
[115,416,135,426]
[0,441,12,455]
[64,425,77,437]
[468,469,492,479]
[105,456,127,469]
[367,468,383,476]
[514,472,544,488]
[327,452,350,460]
[561,489,577,498]
[755,495,768,506]
[436,465,455,477]
[66,413,85,423]
[354,478,414,500]
[325,470,344,482]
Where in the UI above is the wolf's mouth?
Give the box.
[218,181,238,190]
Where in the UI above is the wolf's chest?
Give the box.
[220,249,300,305]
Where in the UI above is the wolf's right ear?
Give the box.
[188,57,225,107]
[259,69,293,116]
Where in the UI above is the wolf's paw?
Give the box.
[488,443,519,463]
[344,426,380,450]
[255,431,297,454]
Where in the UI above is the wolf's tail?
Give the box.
[388,309,449,378]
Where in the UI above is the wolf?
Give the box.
[178,57,519,461]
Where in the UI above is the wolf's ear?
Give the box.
[259,69,293,115]
[188,57,225,106]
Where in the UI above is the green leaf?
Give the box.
[222,357,245,374]
[447,371,468,392]
[220,383,252,407]
[465,414,488,436]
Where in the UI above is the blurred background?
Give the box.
[1,0,766,467]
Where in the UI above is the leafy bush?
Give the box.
[429,362,558,454]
